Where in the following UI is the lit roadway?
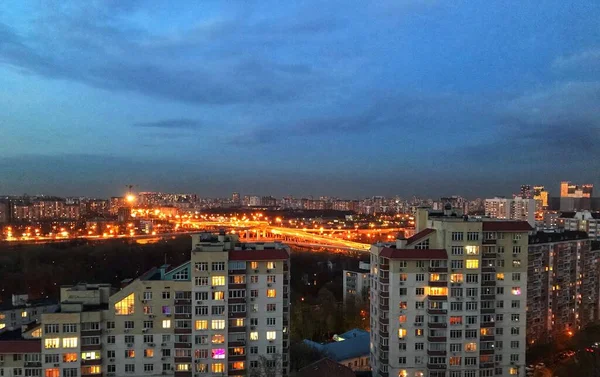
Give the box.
[183,219,372,251]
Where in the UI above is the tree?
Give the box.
[289,342,326,371]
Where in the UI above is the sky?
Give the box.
[0,1,599,199]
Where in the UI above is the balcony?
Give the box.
[429,267,448,273]
[482,252,497,259]
[24,362,42,367]
[283,279,289,285]
[174,357,192,363]
[378,329,389,338]
[427,350,447,356]
[428,295,448,301]
[228,354,246,362]
[427,363,447,370]
[174,342,192,349]
[81,359,101,366]
[481,294,495,301]
[228,370,246,376]
[480,335,495,341]
[429,281,448,287]
[482,266,496,273]
[378,316,389,325]
[380,263,389,271]
[228,298,246,304]
[483,239,496,245]
[378,368,389,377]
[480,362,494,368]
[427,336,447,342]
[174,313,192,320]
[481,280,496,287]
[229,312,246,318]
[479,349,495,355]
[229,283,246,289]
[379,303,389,311]
[174,372,192,377]
[229,326,246,333]
[428,322,447,328]
[80,344,102,351]
[427,308,447,315]
[481,308,495,314]
[380,291,389,298]
[81,329,102,337]
[481,322,495,328]
[379,343,389,352]
[174,328,192,334]
[380,277,389,284]
[174,299,191,305]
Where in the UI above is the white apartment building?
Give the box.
[20,231,290,377]
[0,294,58,335]
[370,208,531,377]
[561,211,600,240]
[485,197,535,227]
[343,261,371,304]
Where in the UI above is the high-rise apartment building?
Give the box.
[6,232,291,377]
[485,197,535,226]
[343,262,371,304]
[369,208,531,377]
[560,182,593,198]
[526,231,600,344]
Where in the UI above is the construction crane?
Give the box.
[125,184,137,203]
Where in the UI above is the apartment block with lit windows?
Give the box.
[526,231,600,344]
[369,207,531,377]
[28,231,291,377]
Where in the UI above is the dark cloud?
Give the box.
[132,119,203,129]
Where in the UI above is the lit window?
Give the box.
[212,276,225,286]
[466,260,479,269]
[195,320,208,330]
[45,338,60,349]
[250,262,258,269]
[144,349,154,358]
[250,332,259,341]
[162,320,171,329]
[233,318,244,327]
[211,320,225,330]
[398,329,407,339]
[125,350,135,358]
[31,328,42,338]
[115,294,135,315]
[63,353,78,363]
[62,337,78,348]
[45,369,59,377]
[509,368,519,375]
[465,246,479,255]
[496,273,504,281]
[176,364,190,371]
[399,315,407,323]
[427,287,448,296]
[211,363,224,373]
[0,323,5,330]
[231,361,245,370]
[81,352,101,360]
[211,349,225,359]
[212,291,225,300]
[267,261,275,269]
[267,289,276,298]
[511,287,522,296]
[266,331,276,340]
[21,311,28,318]
[212,334,225,344]
[81,366,101,375]
[465,343,477,352]
[450,274,463,283]
[399,371,408,377]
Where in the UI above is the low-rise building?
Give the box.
[342,262,370,304]
[0,295,58,335]
[303,329,370,372]
[561,211,600,240]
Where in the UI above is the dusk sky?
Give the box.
[1,1,599,198]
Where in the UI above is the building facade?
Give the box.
[485,197,535,227]
[0,295,58,335]
[526,231,600,344]
[560,182,593,198]
[343,262,371,304]
[561,211,600,240]
[2,232,290,377]
[369,208,530,377]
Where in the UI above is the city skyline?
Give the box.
[1,1,600,197]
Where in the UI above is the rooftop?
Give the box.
[0,297,57,312]
[406,228,435,245]
[303,330,370,362]
[529,231,589,244]
[296,358,356,377]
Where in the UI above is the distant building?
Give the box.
[303,329,370,372]
[560,181,593,198]
[561,211,600,240]
[247,196,261,207]
[520,185,533,199]
[0,201,8,223]
[109,196,125,215]
[342,262,370,304]
[533,185,549,209]
[0,294,58,335]
[527,231,600,344]
[232,192,240,206]
[485,196,536,226]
